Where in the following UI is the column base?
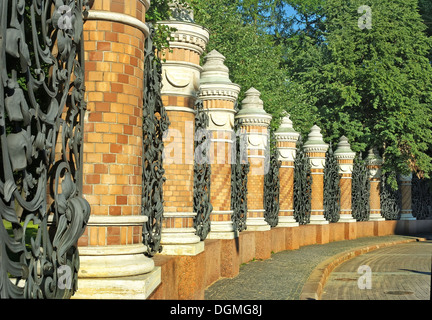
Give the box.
[207,221,236,239]
[277,215,299,227]
[73,267,161,299]
[369,213,385,221]
[160,241,205,256]
[338,214,356,223]
[246,217,271,231]
[78,244,155,278]
[309,214,329,225]
[400,210,416,220]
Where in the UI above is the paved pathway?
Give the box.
[204,234,432,300]
[321,241,432,300]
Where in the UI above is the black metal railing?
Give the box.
[293,135,312,225]
[0,0,90,298]
[264,130,281,227]
[141,23,170,256]
[351,153,370,221]
[323,143,341,223]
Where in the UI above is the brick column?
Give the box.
[366,148,385,221]
[199,50,240,239]
[334,136,356,223]
[303,125,329,225]
[274,113,300,227]
[75,0,160,299]
[158,12,209,255]
[399,173,416,220]
[235,88,272,231]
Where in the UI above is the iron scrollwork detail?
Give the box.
[264,130,280,228]
[193,97,213,241]
[323,143,341,223]
[141,23,170,256]
[0,0,90,298]
[231,102,249,233]
[380,173,401,220]
[412,175,432,220]
[351,153,370,221]
[293,135,312,225]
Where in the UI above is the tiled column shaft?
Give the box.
[366,148,385,221]
[303,125,329,224]
[235,88,272,231]
[199,50,240,239]
[399,173,416,220]
[274,114,299,227]
[75,0,159,299]
[334,136,356,223]
[158,13,209,255]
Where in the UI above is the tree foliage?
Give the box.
[147,0,432,181]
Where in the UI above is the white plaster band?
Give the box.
[210,139,234,143]
[164,106,196,114]
[163,212,197,217]
[211,210,234,214]
[86,10,149,38]
[50,215,147,226]
[139,0,151,11]
[79,244,148,256]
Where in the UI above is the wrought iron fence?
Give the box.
[380,173,401,220]
[351,153,370,221]
[323,143,341,223]
[193,97,213,240]
[293,135,312,225]
[0,0,90,298]
[141,23,170,256]
[264,130,281,228]
[412,175,432,220]
[231,102,249,232]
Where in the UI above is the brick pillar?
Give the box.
[366,148,385,221]
[303,125,329,225]
[399,173,416,220]
[235,88,272,231]
[75,0,160,299]
[199,50,240,239]
[274,113,299,227]
[158,11,209,255]
[334,136,356,223]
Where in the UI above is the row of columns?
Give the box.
[156,9,418,256]
[74,2,416,299]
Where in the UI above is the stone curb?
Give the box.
[299,236,427,300]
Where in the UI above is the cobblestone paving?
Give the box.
[321,241,432,300]
[204,235,431,300]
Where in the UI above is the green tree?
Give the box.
[192,0,318,132]
[294,0,432,183]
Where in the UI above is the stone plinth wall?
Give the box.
[149,219,432,299]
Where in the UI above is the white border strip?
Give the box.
[86,10,149,38]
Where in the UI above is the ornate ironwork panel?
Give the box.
[293,135,312,225]
[264,130,280,227]
[231,102,249,232]
[141,23,170,256]
[323,143,341,223]
[380,173,401,220]
[193,97,213,241]
[412,175,432,220]
[0,0,90,298]
[351,154,370,221]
